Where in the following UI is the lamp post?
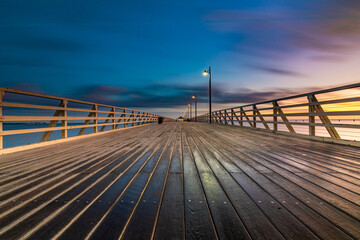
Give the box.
[203,66,211,123]
[192,94,197,122]
[188,103,191,121]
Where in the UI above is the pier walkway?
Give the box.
[0,122,359,239]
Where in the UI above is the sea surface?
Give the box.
[3,123,124,149]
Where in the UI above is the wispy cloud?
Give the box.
[248,64,305,77]
[70,83,315,108]
[204,1,360,61]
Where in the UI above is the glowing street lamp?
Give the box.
[192,94,197,122]
[203,66,211,123]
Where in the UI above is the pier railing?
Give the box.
[0,88,159,150]
[198,83,360,145]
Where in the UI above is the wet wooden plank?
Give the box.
[120,131,176,239]
[153,173,184,240]
[182,132,217,240]
[186,134,251,240]
[1,122,360,240]
[153,131,184,240]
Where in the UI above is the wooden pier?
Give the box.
[0,122,359,239]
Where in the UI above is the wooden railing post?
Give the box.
[140,112,146,125]
[147,113,151,124]
[62,100,68,138]
[219,111,224,124]
[94,105,98,133]
[273,101,278,132]
[140,112,144,125]
[308,94,340,139]
[229,109,234,125]
[112,107,115,130]
[273,101,295,133]
[218,111,223,124]
[308,94,316,136]
[0,89,4,150]
[253,105,270,130]
[240,108,243,127]
[139,112,147,125]
[253,105,257,128]
[132,111,140,127]
[137,112,142,125]
[241,107,254,127]
[224,110,232,125]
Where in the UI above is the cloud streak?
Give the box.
[204,1,360,62]
[70,83,312,108]
[248,64,305,77]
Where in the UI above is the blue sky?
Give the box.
[1,0,360,118]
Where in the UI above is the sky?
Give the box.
[1,0,360,118]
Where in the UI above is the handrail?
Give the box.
[196,83,360,144]
[0,87,159,149]
[217,83,360,111]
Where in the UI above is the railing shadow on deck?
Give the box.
[196,83,360,147]
[0,88,159,153]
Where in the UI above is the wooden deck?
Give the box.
[0,122,359,240]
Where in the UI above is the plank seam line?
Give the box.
[187,127,253,239]
[117,129,176,240]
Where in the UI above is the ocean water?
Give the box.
[3,123,124,149]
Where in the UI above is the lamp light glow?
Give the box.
[202,70,208,76]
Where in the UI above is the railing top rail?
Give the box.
[0,87,158,116]
[217,82,360,112]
